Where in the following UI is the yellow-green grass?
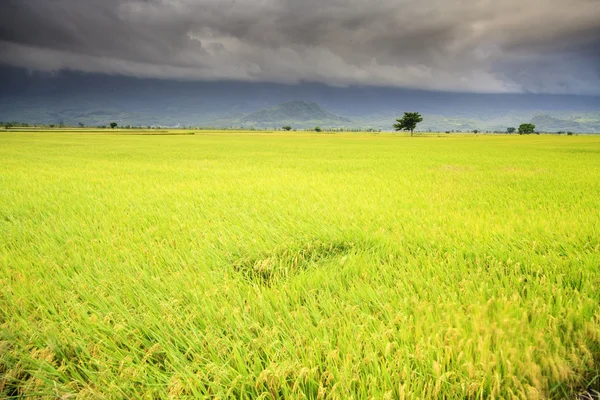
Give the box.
[1,131,599,399]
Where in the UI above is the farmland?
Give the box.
[1,130,599,398]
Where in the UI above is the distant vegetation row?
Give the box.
[0,118,578,135]
[391,113,572,136]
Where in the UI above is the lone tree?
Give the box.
[282,126,292,131]
[314,126,322,132]
[518,123,535,135]
[507,127,516,134]
[110,122,118,129]
[394,112,423,136]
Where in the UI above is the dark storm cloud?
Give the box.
[0,0,599,93]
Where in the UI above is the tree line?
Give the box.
[0,118,577,135]
[392,113,575,135]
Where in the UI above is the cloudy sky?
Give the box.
[0,0,599,94]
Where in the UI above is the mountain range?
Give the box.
[209,101,351,129]
[1,67,599,132]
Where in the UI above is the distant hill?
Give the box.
[199,100,600,132]
[206,101,352,129]
[528,114,600,133]
[235,101,350,128]
[1,67,599,132]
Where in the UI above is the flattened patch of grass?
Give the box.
[232,240,356,286]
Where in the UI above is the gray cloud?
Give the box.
[0,0,599,94]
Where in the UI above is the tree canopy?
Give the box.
[394,112,423,136]
[518,123,535,134]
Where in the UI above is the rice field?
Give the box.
[1,130,599,399]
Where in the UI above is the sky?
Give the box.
[0,0,599,95]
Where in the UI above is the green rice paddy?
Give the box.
[1,130,599,398]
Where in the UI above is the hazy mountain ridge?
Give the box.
[214,104,600,132]
[214,101,351,128]
[1,68,599,132]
